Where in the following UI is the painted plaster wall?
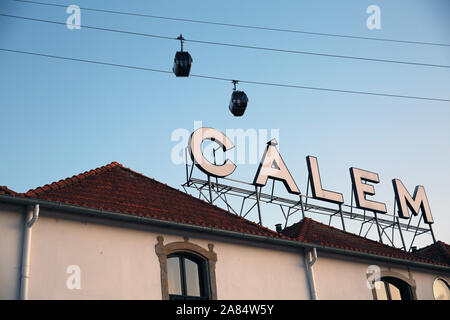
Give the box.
[160,233,310,300]
[214,242,308,299]
[313,253,374,300]
[412,269,449,300]
[27,212,162,299]
[313,252,450,300]
[25,210,309,299]
[0,204,24,300]
[1,203,447,300]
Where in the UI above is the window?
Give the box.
[167,253,209,300]
[155,236,218,300]
[374,277,414,300]
[433,278,450,300]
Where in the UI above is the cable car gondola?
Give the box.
[229,80,248,117]
[173,34,193,77]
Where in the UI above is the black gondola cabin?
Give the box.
[229,90,248,117]
[173,34,192,77]
[173,51,192,77]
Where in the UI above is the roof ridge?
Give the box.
[25,162,122,198]
[280,217,311,241]
[284,217,446,266]
[418,240,449,252]
[304,217,416,253]
[296,217,312,242]
[20,161,281,238]
[116,164,282,237]
[0,185,18,196]
[415,241,450,266]
[438,241,450,252]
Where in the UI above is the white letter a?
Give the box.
[66,265,81,289]
[366,5,381,30]
[66,5,81,30]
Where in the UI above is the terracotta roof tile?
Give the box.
[8,161,447,268]
[416,241,450,265]
[0,185,18,196]
[282,218,449,266]
[23,162,280,239]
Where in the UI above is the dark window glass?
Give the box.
[388,283,402,300]
[375,277,414,300]
[185,258,201,297]
[167,256,182,295]
[375,281,388,300]
[433,278,450,300]
[167,253,209,300]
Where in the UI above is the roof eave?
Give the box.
[1,194,449,273]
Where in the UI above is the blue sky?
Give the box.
[0,0,449,246]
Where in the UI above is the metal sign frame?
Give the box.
[182,148,436,252]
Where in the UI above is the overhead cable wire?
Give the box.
[1,47,449,103]
[1,13,449,70]
[0,48,173,74]
[0,13,176,41]
[12,0,450,47]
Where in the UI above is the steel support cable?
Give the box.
[1,47,449,102]
[13,0,450,47]
[1,13,449,69]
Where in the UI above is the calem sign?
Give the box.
[188,127,434,224]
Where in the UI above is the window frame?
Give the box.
[375,277,413,300]
[433,277,450,300]
[155,236,218,300]
[370,270,417,300]
[167,253,210,300]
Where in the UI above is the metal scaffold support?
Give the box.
[182,148,435,251]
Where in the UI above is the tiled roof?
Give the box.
[23,162,284,238]
[282,217,449,267]
[2,161,447,268]
[416,241,450,266]
[0,185,18,196]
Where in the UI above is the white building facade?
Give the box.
[0,162,449,300]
